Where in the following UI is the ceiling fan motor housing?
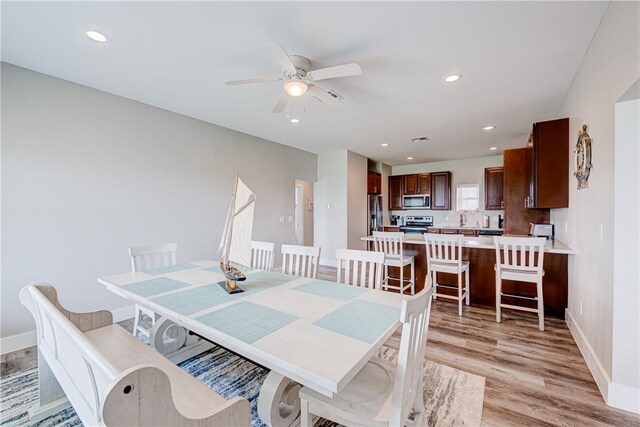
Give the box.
[289,55,311,78]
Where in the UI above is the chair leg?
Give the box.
[465,268,470,305]
[537,279,545,331]
[496,275,502,323]
[457,271,463,316]
[400,263,404,295]
[300,398,313,427]
[384,264,389,291]
[432,270,437,300]
[133,306,140,337]
[410,260,415,295]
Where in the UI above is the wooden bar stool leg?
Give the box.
[410,260,415,295]
[432,270,437,300]
[537,278,545,331]
[496,275,502,323]
[400,263,404,295]
[465,268,470,305]
[457,271,463,316]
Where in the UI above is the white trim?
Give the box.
[565,308,610,401]
[111,304,135,322]
[608,382,640,414]
[0,330,37,355]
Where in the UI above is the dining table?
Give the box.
[98,260,408,427]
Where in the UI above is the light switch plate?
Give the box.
[279,216,285,223]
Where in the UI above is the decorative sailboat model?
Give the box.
[217,175,257,294]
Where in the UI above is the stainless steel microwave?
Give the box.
[403,195,430,209]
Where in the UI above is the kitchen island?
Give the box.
[361,234,574,318]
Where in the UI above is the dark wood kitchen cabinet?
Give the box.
[417,173,431,195]
[367,171,382,194]
[484,167,504,210]
[403,174,418,195]
[430,171,451,210]
[526,118,569,208]
[504,148,550,234]
[388,175,404,210]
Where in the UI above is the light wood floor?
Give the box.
[3,267,639,426]
[318,266,640,426]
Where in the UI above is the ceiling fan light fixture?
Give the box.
[284,78,308,97]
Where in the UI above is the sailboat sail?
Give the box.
[218,176,256,269]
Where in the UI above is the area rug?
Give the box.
[1,345,484,427]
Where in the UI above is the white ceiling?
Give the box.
[1,1,609,166]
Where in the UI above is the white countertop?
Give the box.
[384,224,503,231]
[362,234,574,255]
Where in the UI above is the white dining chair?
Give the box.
[299,278,434,427]
[281,244,321,279]
[425,233,470,316]
[129,242,177,337]
[494,236,546,331]
[373,231,415,295]
[335,248,385,290]
[251,240,275,271]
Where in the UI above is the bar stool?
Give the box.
[424,233,469,316]
[494,236,546,331]
[373,231,415,295]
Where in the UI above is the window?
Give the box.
[456,184,479,212]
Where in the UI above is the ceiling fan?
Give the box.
[225,43,362,113]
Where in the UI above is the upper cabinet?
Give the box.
[484,167,504,210]
[388,175,404,210]
[526,118,569,208]
[389,172,450,210]
[430,171,451,210]
[402,173,431,196]
[367,171,382,194]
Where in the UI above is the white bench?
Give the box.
[20,283,251,426]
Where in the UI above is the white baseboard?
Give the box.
[0,330,37,355]
[565,308,610,401]
[111,304,134,322]
[608,381,640,414]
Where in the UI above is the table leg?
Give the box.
[149,317,214,364]
[258,371,302,427]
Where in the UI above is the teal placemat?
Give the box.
[122,277,189,297]
[196,301,298,344]
[247,270,296,286]
[313,300,400,344]
[143,263,199,275]
[203,265,224,274]
[293,280,365,301]
[151,280,275,315]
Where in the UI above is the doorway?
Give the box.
[294,180,314,246]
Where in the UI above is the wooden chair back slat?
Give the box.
[281,244,321,279]
[372,231,404,260]
[424,233,463,273]
[129,242,178,272]
[494,236,545,274]
[335,249,385,290]
[251,240,275,271]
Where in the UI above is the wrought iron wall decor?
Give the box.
[574,124,592,189]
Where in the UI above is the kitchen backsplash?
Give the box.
[389,210,504,228]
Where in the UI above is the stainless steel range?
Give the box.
[399,216,433,234]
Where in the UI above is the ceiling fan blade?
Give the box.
[267,43,296,74]
[306,63,362,81]
[307,84,339,106]
[225,77,279,86]
[272,91,288,113]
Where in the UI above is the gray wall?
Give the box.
[1,63,317,338]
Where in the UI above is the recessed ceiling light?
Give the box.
[381,143,389,147]
[490,147,498,151]
[407,157,414,160]
[444,74,462,83]
[289,117,301,124]
[483,125,496,131]
[85,30,109,43]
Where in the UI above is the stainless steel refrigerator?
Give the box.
[368,195,383,235]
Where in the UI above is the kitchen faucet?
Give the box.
[459,212,466,226]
